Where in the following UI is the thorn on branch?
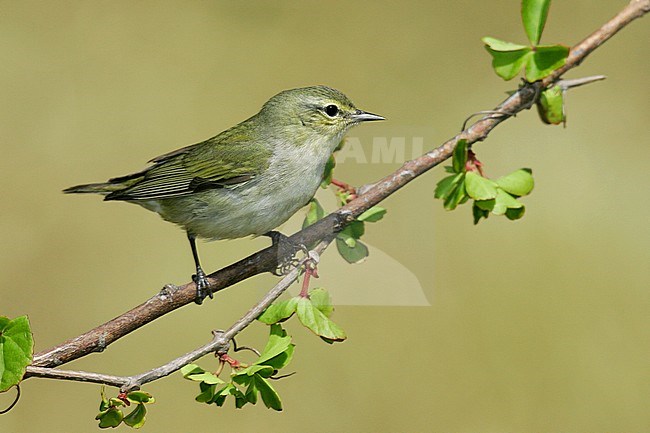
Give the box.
[211,330,230,355]
[557,75,607,90]
[461,110,513,131]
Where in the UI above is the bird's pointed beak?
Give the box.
[351,110,385,122]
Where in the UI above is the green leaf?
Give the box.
[525,45,569,81]
[213,383,247,408]
[99,388,125,410]
[522,0,551,45]
[99,389,110,412]
[244,377,258,404]
[506,205,527,220]
[536,85,565,124]
[123,404,147,429]
[0,315,34,392]
[195,382,217,403]
[443,175,468,210]
[302,198,325,229]
[255,324,292,365]
[482,36,529,51]
[357,206,386,223]
[335,189,351,207]
[257,297,298,324]
[336,237,369,264]
[210,384,231,406]
[260,343,294,370]
[320,154,336,188]
[493,189,524,215]
[339,220,365,241]
[482,37,532,81]
[452,139,468,173]
[126,391,155,404]
[485,47,532,81]
[465,172,499,200]
[180,364,205,378]
[211,390,228,407]
[234,393,248,408]
[475,199,496,211]
[96,407,123,429]
[496,168,534,196]
[472,202,490,224]
[434,173,463,199]
[108,397,126,407]
[309,288,334,317]
[232,374,251,387]
[211,383,247,408]
[296,298,347,342]
[254,375,283,411]
[236,364,275,378]
[186,372,224,385]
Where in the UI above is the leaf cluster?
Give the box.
[435,140,534,224]
[258,288,346,343]
[181,324,294,411]
[96,389,155,429]
[303,198,386,264]
[483,0,569,82]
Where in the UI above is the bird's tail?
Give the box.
[63,182,126,195]
[63,170,145,197]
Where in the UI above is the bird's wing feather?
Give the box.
[106,128,272,201]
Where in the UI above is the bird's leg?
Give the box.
[187,232,212,304]
[264,231,307,275]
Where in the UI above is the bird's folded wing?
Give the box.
[106,136,272,201]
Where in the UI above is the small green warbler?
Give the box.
[65,86,383,302]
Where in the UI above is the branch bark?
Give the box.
[26,245,326,390]
[27,0,649,375]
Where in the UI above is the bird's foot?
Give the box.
[192,267,213,304]
[265,231,308,276]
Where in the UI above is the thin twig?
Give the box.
[26,0,650,375]
[0,385,21,414]
[25,243,327,390]
[23,367,126,388]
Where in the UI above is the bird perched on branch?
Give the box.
[64,86,384,303]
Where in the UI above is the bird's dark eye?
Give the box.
[324,104,339,117]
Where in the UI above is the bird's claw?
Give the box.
[192,267,213,304]
[265,231,307,276]
[277,243,310,275]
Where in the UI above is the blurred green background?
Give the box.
[1,1,648,432]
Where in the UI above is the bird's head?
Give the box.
[259,85,384,144]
